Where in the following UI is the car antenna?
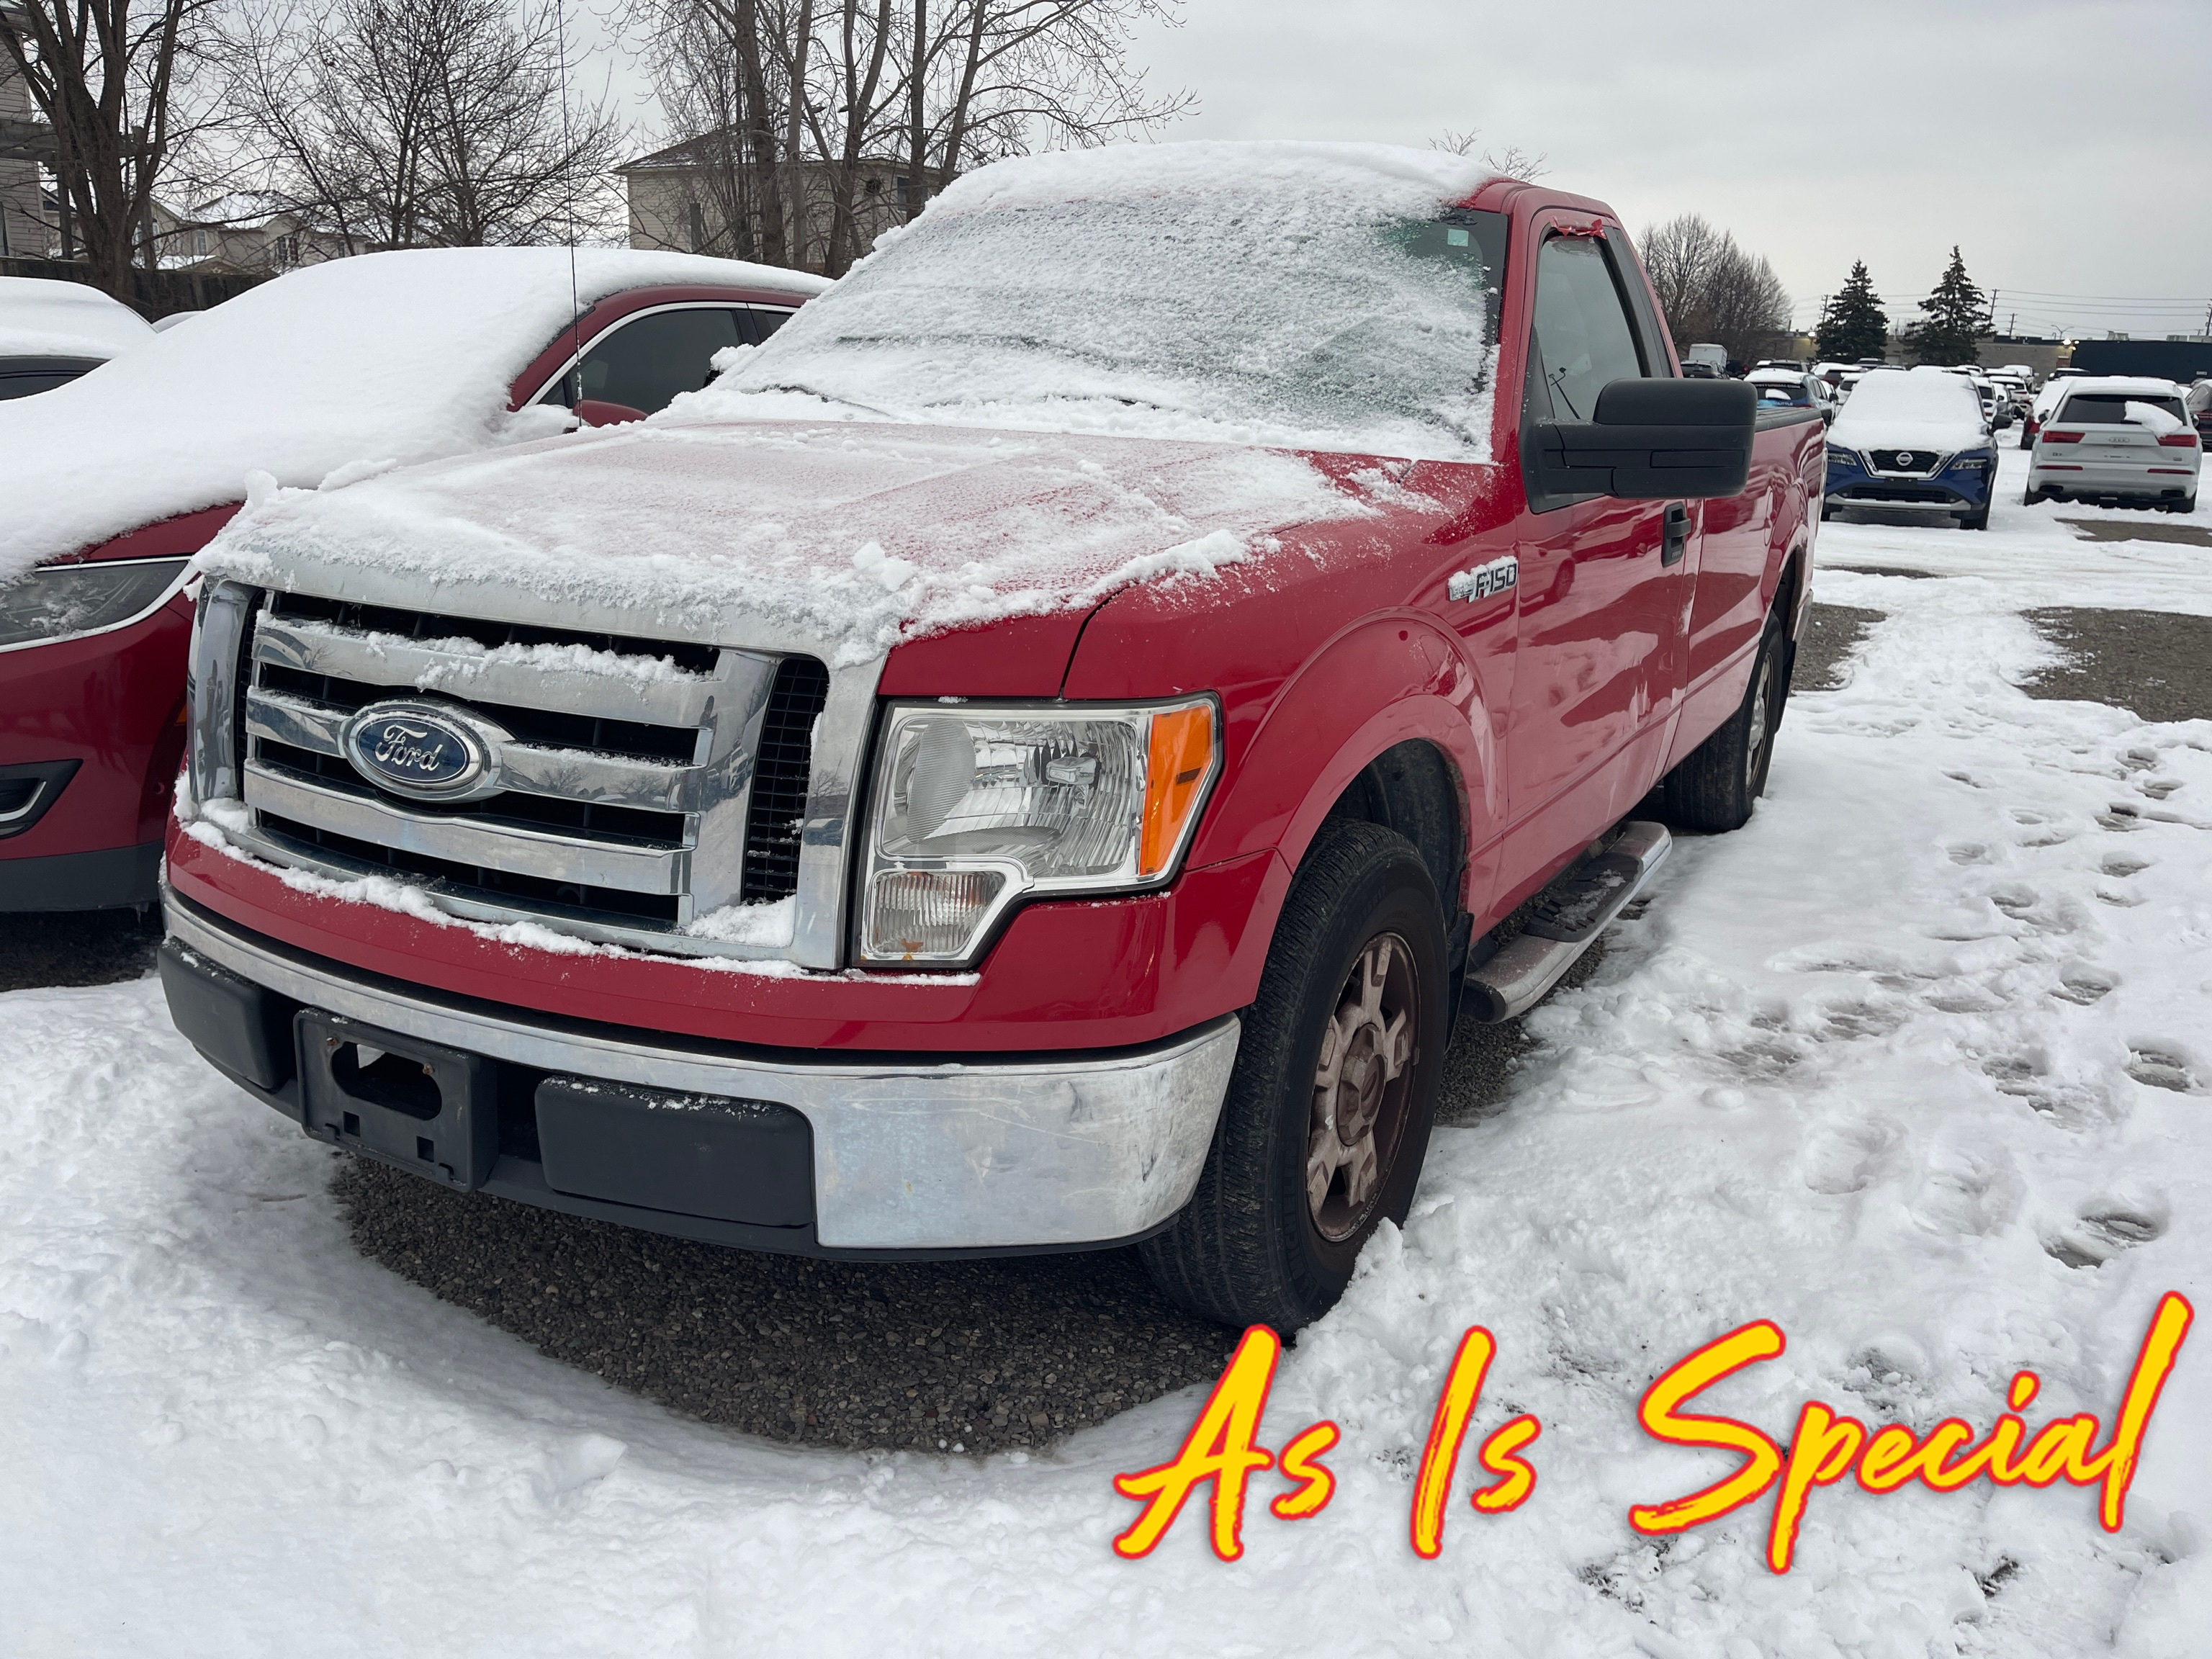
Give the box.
[553,0,583,406]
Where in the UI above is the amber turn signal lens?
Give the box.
[1139,703,1215,878]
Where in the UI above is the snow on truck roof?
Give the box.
[0,275,157,361]
[198,143,1496,661]
[1827,364,1988,451]
[0,248,827,586]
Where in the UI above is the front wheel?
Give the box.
[1141,819,1448,1331]
[1961,503,1990,531]
[1658,603,1790,833]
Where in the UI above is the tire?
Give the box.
[1140,819,1449,1331]
[1819,500,1835,523]
[1961,503,1990,531]
[2163,495,2196,515]
[1658,603,1790,834]
[2023,485,2041,507]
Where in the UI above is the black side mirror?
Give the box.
[1534,378,1757,500]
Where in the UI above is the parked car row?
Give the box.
[0,253,829,913]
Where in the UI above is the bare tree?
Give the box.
[626,0,1190,274]
[225,0,624,250]
[1429,127,1546,181]
[1638,212,1789,367]
[1,0,229,297]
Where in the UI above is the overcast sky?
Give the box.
[587,0,2212,342]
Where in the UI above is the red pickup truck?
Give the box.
[159,145,1822,1331]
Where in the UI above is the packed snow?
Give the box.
[1829,365,1990,453]
[0,248,827,585]
[199,421,1372,664]
[5,445,2206,1653]
[0,273,155,361]
[688,142,1502,462]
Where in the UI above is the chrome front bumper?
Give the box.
[165,894,1238,1252]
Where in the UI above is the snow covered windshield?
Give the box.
[1829,367,1987,451]
[693,143,1504,462]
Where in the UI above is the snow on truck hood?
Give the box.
[0,248,827,587]
[199,419,1369,664]
[1827,365,1988,452]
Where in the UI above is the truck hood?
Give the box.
[198,419,1370,664]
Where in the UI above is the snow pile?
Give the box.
[0,248,827,585]
[1830,364,1989,452]
[0,274,155,361]
[200,420,1371,663]
[4,457,2207,1653]
[2123,400,2185,436]
[685,141,1501,462]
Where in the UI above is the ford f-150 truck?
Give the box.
[158,144,1823,1330]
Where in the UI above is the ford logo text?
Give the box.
[341,701,499,800]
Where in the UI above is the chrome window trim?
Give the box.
[0,554,194,657]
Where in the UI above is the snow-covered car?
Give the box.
[0,275,156,399]
[1822,364,1997,529]
[1748,367,1835,425]
[0,248,828,912]
[2025,376,2200,512]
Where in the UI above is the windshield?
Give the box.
[709,191,1509,461]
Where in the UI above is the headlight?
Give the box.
[858,697,1220,964]
[1949,450,1993,472]
[0,557,190,650]
[1824,446,1861,469]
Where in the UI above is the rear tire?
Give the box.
[2023,485,2041,507]
[1140,819,1448,1331]
[2164,495,2197,515]
[1658,603,1790,834]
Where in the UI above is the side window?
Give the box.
[1527,235,1648,421]
[543,307,745,413]
[746,306,796,342]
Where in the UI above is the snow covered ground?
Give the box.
[4,446,2206,1656]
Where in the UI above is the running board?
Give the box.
[1460,821,1672,1023]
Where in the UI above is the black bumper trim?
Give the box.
[0,840,162,912]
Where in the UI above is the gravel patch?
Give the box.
[2021,608,2212,724]
[331,971,1589,1454]
[2057,517,2212,549]
[0,907,163,994]
[1792,603,1887,693]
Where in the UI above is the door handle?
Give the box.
[1661,502,1691,566]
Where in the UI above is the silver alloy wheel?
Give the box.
[1743,648,1774,791]
[1307,932,1419,1241]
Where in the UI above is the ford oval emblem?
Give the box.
[342,701,495,800]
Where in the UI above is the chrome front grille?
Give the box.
[211,587,830,945]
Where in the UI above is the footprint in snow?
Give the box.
[2101,854,2152,878]
[2126,1048,2200,1094]
[2044,1204,2167,1269]
[1946,841,1995,866]
[2051,967,2116,1006]
[2139,778,2183,800]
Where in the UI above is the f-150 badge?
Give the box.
[1447,557,1519,603]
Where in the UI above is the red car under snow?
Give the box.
[0,248,826,911]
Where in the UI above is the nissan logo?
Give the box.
[341,701,502,801]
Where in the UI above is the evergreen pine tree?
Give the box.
[1815,261,1888,361]
[1905,246,1989,365]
